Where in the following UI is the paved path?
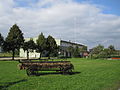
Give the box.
[0,57,35,61]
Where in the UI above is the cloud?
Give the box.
[0,0,120,49]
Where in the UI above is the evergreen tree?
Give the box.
[23,38,36,60]
[108,45,115,55]
[0,33,4,46]
[5,24,24,60]
[108,45,115,51]
[36,33,46,59]
[46,35,58,59]
[0,33,4,52]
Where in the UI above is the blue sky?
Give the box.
[15,0,38,7]
[75,0,120,15]
[0,0,120,49]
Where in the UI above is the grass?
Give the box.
[0,52,19,58]
[0,58,120,90]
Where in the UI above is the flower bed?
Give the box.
[112,57,120,60]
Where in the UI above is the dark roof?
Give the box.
[61,40,86,47]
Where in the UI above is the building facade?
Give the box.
[20,37,86,58]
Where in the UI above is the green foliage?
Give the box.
[36,33,46,59]
[90,44,104,59]
[90,45,117,59]
[97,48,111,58]
[79,46,87,53]
[0,52,19,57]
[0,58,120,90]
[113,50,120,56]
[0,33,4,46]
[67,46,74,57]
[23,38,36,59]
[110,56,120,58]
[4,24,24,60]
[23,38,36,51]
[67,45,87,58]
[73,46,80,57]
[67,46,87,58]
[46,35,58,58]
[57,54,66,58]
[108,45,116,55]
[91,44,104,54]
[108,45,115,51]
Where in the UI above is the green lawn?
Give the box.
[0,52,19,57]
[0,58,120,90]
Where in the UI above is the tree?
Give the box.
[108,45,115,55]
[73,46,80,57]
[23,39,36,60]
[91,44,104,54]
[90,44,104,59]
[98,48,111,59]
[67,46,74,57]
[108,45,115,51]
[0,33,4,52]
[36,33,46,59]
[5,24,24,60]
[0,33,4,47]
[46,35,58,59]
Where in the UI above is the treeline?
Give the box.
[89,44,119,59]
[0,24,58,60]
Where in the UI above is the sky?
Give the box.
[0,0,120,49]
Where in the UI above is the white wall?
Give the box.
[20,48,40,58]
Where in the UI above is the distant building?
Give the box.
[59,40,86,57]
[19,37,86,58]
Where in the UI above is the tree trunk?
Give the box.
[27,50,29,60]
[39,52,42,60]
[48,51,50,59]
[12,49,15,60]
[90,54,91,59]
[48,56,50,59]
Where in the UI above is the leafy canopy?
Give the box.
[73,46,80,57]
[23,38,36,52]
[4,24,24,60]
[46,35,58,58]
[5,24,24,51]
[36,32,46,52]
[91,44,104,54]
